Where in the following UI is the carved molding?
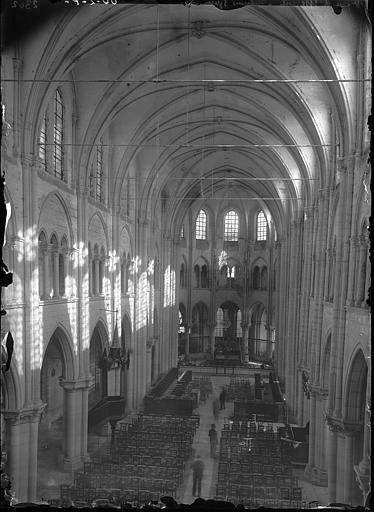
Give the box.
[3,402,46,425]
[59,376,94,391]
[324,414,363,435]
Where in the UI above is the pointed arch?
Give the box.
[224,210,239,242]
[344,348,368,423]
[256,210,267,241]
[195,209,207,240]
[38,191,75,247]
[42,325,77,381]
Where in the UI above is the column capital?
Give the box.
[207,321,216,330]
[3,403,46,425]
[146,339,154,351]
[59,376,93,391]
[324,414,363,435]
[309,385,328,399]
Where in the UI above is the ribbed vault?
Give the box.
[20,3,362,236]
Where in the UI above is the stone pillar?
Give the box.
[343,432,355,505]
[153,336,160,382]
[346,237,359,305]
[60,378,92,471]
[185,323,192,360]
[305,391,316,477]
[3,404,45,503]
[27,415,40,502]
[43,246,50,299]
[52,250,59,298]
[355,236,367,306]
[81,386,89,461]
[146,339,153,391]
[241,322,249,361]
[3,413,21,500]
[327,425,338,503]
[354,376,371,504]
[208,322,216,358]
[332,157,355,418]
[62,250,69,297]
[297,370,305,426]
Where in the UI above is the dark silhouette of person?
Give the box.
[191,454,204,497]
[208,424,218,458]
[219,388,226,409]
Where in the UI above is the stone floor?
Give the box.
[36,374,330,506]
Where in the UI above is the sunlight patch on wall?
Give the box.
[136,270,149,331]
[67,300,78,355]
[31,268,42,371]
[163,265,176,308]
[23,226,37,262]
[108,249,119,273]
[218,250,228,269]
[73,241,88,269]
[81,271,90,351]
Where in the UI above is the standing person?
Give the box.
[208,424,218,458]
[212,397,219,421]
[191,454,204,497]
[219,387,226,409]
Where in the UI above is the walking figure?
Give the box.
[208,424,218,458]
[212,397,219,421]
[191,454,204,497]
[219,387,226,410]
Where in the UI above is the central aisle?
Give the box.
[179,376,233,504]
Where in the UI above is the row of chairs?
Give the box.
[61,484,176,504]
[75,471,182,489]
[63,413,196,506]
[133,413,200,430]
[117,432,194,444]
[226,378,252,402]
[105,453,186,468]
[79,464,182,482]
[214,495,307,510]
[217,472,299,488]
[216,484,302,500]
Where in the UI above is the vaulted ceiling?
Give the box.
[9,3,368,236]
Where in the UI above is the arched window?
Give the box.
[50,234,59,298]
[256,210,267,241]
[178,310,186,334]
[216,308,224,337]
[126,254,132,293]
[59,236,68,297]
[201,265,208,288]
[53,89,64,180]
[93,244,99,295]
[58,254,65,296]
[39,114,47,171]
[253,266,260,289]
[88,243,93,296]
[224,210,239,241]
[194,264,200,288]
[38,232,47,299]
[99,247,106,295]
[195,209,207,240]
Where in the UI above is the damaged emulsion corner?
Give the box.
[0,171,14,369]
